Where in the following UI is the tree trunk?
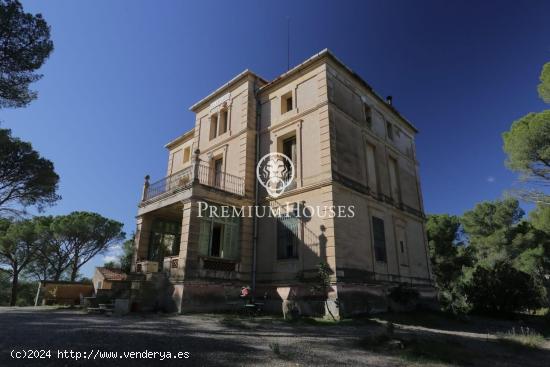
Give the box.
[10,271,19,306]
[70,256,79,281]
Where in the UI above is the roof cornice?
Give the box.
[164,127,195,149]
[189,69,267,112]
[260,48,418,133]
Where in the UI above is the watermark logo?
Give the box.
[256,152,295,198]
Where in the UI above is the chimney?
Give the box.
[386,96,393,105]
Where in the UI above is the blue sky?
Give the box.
[2,0,550,277]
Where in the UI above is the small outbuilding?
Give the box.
[34,281,94,306]
[92,267,129,292]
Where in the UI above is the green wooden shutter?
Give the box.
[222,218,240,260]
[198,219,211,256]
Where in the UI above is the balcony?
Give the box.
[142,164,245,203]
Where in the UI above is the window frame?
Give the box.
[386,121,394,141]
[276,205,300,260]
[183,146,191,164]
[219,108,228,135]
[209,113,219,140]
[363,103,372,128]
[372,216,387,263]
[198,203,241,261]
[281,91,294,114]
[388,155,401,203]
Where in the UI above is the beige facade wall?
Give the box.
[133,50,434,315]
[256,61,335,285]
[192,75,259,201]
[166,135,194,176]
[325,59,430,284]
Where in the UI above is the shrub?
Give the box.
[497,326,545,348]
[465,261,546,314]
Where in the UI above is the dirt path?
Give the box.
[0,308,547,366]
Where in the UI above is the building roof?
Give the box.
[96,267,128,281]
[187,49,418,134]
[189,69,268,112]
[39,281,92,286]
[260,49,418,133]
[165,127,195,150]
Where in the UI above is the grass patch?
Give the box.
[360,332,475,366]
[497,326,546,349]
[398,337,475,365]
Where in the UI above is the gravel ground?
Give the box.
[0,307,548,366]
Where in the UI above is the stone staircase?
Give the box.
[86,271,178,314]
[134,272,172,312]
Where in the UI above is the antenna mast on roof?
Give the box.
[286,16,290,71]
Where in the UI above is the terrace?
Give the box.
[140,163,245,205]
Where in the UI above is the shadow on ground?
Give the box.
[0,308,548,366]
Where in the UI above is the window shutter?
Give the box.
[198,219,211,256]
[223,218,240,260]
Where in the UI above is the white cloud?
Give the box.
[486,176,496,183]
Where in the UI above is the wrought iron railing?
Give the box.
[196,164,245,196]
[143,164,244,201]
[144,166,193,201]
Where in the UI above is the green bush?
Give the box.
[465,261,546,314]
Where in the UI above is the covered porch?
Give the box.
[133,197,253,282]
[133,202,185,278]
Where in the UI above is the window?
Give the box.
[198,203,240,260]
[386,121,394,141]
[400,240,405,253]
[213,158,223,188]
[277,211,300,259]
[281,91,293,114]
[388,157,400,202]
[147,220,181,262]
[372,216,387,262]
[183,147,191,163]
[364,103,372,128]
[366,143,378,193]
[282,135,296,178]
[209,114,218,140]
[219,109,228,134]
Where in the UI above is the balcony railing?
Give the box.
[142,164,244,202]
[196,164,245,196]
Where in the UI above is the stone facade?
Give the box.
[133,49,435,317]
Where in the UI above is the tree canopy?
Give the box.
[539,62,550,104]
[39,212,125,281]
[503,110,550,186]
[428,198,550,315]
[503,59,550,204]
[0,0,53,108]
[0,217,42,305]
[0,127,60,215]
[119,236,134,273]
[530,204,550,234]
